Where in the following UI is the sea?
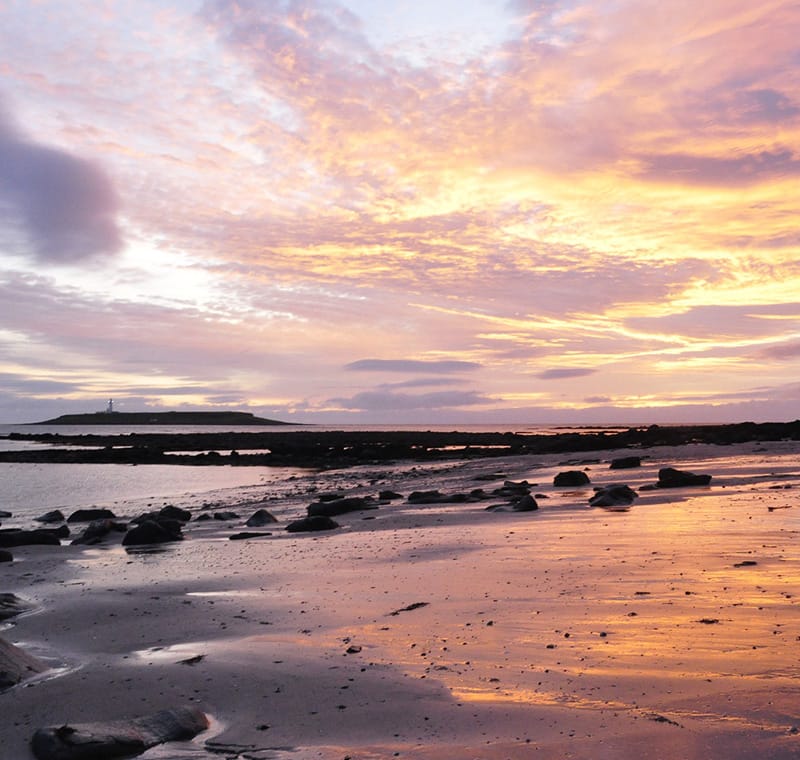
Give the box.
[0,422,634,526]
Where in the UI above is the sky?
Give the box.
[0,0,799,425]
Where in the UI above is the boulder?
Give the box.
[553,470,591,487]
[229,532,272,540]
[378,490,403,500]
[0,529,62,548]
[30,705,209,760]
[35,510,65,524]
[307,496,377,517]
[158,505,192,522]
[0,550,11,563]
[589,485,638,507]
[0,510,11,518]
[245,508,278,527]
[67,508,116,523]
[213,511,239,521]
[512,494,539,512]
[70,520,127,546]
[122,520,183,547]
[285,516,339,533]
[657,467,712,488]
[609,456,641,470]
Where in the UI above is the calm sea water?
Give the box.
[0,422,634,525]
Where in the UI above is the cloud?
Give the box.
[758,341,800,360]
[328,389,492,411]
[536,368,597,380]
[345,359,482,373]
[0,99,122,263]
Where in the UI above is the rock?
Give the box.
[0,593,33,621]
[609,456,641,470]
[245,508,278,527]
[122,520,183,546]
[30,705,209,760]
[407,490,445,504]
[491,481,531,498]
[0,529,62,548]
[0,550,11,563]
[307,496,377,517]
[285,516,339,533]
[589,484,638,507]
[213,511,239,521]
[229,532,272,540]
[70,520,127,546]
[553,470,591,487]
[656,467,712,488]
[67,508,116,523]
[512,494,539,511]
[158,505,192,522]
[35,510,65,524]
[0,510,11,518]
[378,490,403,500]
[0,634,48,691]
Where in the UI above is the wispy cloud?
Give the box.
[345,359,482,373]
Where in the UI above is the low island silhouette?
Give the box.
[33,409,294,426]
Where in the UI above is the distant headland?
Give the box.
[31,410,295,426]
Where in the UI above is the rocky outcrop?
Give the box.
[30,705,209,760]
[656,467,712,488]
[553,471,591,487]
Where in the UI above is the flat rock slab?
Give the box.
[31,705,209,760]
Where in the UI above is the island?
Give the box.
[31,410,295,426]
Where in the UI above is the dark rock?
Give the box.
[0,510,11,518]
[70,520,127,546]
[158,505,192,522]
[0,550,11,563]
[317,492,346,502]
[307,496,377,517]
[67,508,116,523]
[0,593,33,621]
[407,490,445,504]
[35,510,65,524]
[245,508,278,527]
[378,490,403,500]
[512,494,539,511]
[285,515,339,533]
[553,470,591,487]
[213,511,239,521]
[610,456,641,470]
[195,513,212,521]
[0,529,62,548]
[491,481,531,498]
[1,634,48,691]
[589,484,638,507]
[30,705,209,760]
[122,519,183,546]
[229,532,272,540]
[656,467,712,488]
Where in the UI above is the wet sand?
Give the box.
[3,439,800,758]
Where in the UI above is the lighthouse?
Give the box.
[106,399,114,414]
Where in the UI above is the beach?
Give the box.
[3,436,800,759]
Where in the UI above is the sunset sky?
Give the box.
[1,0,799,424]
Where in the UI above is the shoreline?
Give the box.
[2,420,799,468]
[3,438,800,758]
